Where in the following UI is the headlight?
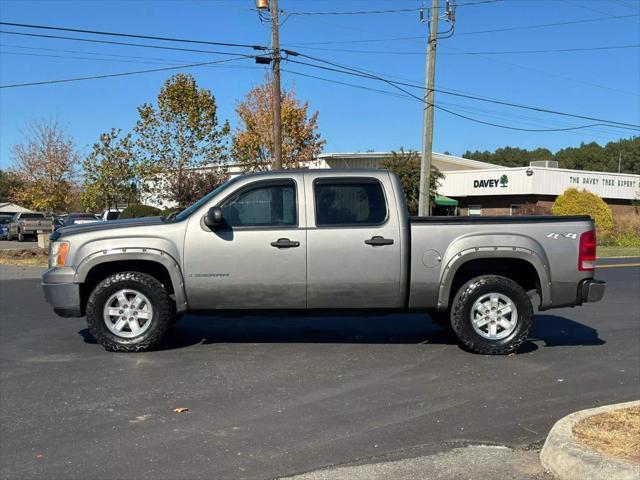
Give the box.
[49,241,70,268]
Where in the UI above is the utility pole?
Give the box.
[270,0,283,170]
[618,152,622,173]
[418,0,439,216]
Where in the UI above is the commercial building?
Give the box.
[143,151,639,216]
[316,152,639,216]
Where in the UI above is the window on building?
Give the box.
[510,204,524,216]
[314,179,387,227]
[220,181,297,227]
[469,205,482,216]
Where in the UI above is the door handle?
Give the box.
[271,238,300,249]
[365,236,394,246]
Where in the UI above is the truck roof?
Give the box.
[239,168,388,177]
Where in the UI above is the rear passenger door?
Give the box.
[305,175,402,309]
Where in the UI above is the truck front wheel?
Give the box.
[450,275,533,355]
[86,271,175,352]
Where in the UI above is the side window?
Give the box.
[314,179,387,227]
[220,181,296,228]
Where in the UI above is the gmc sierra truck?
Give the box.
[42,169,605,354]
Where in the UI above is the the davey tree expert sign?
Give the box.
[473,175,509,189]
[440,167,639,200]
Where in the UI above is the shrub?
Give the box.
[552,188,613,238]
[119,204,161,219]
[608,211,640,247]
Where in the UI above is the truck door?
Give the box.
[305,175,402,308]
[183,177,307,310]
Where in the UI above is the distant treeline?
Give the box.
[463,136,639,175]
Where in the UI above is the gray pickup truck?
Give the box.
[42,169,605,354]
[8,212,51,241]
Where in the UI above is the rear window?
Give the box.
[21,213,45,219]
[314,179,387,227]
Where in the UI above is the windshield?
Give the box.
[172,176,241,222]
[21,213,45,219]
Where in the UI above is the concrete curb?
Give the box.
[540,400,640,480]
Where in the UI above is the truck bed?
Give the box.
[407,214,596,311]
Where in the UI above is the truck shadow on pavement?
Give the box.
[78,313,605,353]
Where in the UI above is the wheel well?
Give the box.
[448,258,541,307]
[80,260,175,313]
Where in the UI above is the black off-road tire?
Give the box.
[450,275,533,355]
[86,271,175,352]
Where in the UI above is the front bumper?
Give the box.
[579,279,606,303]
[42,267,82,317]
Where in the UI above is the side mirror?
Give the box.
[204,206,224,230]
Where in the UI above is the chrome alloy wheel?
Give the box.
[103,289,153,338]
[470,292,518,340]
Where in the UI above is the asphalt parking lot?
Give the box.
[0,262,638,480]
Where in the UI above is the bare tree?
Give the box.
[11,119,79,212]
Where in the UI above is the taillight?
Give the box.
[578,230,596,271]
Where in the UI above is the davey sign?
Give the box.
[473,174,509,189]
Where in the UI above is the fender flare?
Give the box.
[74,247,187,312]
[437,245,552,310]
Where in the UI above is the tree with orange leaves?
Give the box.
[232,77,325,170]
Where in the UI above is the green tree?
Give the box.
[135,73,230,208]
[81,129,137,212]
[381,148,444,215]
[463,146,552,168]
[9,119,78,212]
[463,137,639,174]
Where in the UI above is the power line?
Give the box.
[0,21,267,50]
[0,56,252,89]
[282,53,640,129]
[284,7,422,16]
[455,0,505,6]
[285,64,618,132]
[457,13,640,35]
[440,43,639,97]
[286,13,640,45]
[286,43,640,55]
[0,30,259,57]
[288,65,630,138]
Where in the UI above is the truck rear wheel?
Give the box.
[450,275,532,355]
[86,271,174,352]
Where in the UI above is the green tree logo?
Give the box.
[500,174,509,187]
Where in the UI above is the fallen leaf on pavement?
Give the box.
[173,407,189,413]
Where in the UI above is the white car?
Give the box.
[101,208,124,221]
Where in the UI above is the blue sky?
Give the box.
[0,0,639,168]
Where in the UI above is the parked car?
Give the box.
[62,213,102,227]
[42,169,605,354]
[0,215,12,239]
[7,212,52,241]
[101,208,124,221]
